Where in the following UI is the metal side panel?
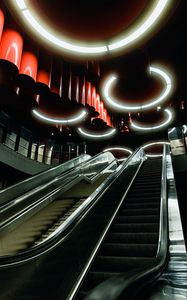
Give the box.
[0,148,144,300]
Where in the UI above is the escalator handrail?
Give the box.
[84,159,118,183]
[0,151,113,213]
[0,152,116,228]
[0,154,91,206]
[84,144,169,300]
[0,147,144,266]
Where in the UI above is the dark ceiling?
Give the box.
[27,0,148,41]
[22,0,186,113]
[1,0,187,151]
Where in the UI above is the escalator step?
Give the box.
[106,232,158,243]
[93,256,156,272]
[128,191,160,196]
[130,189,160,194]
[135,177,161,182]
[112,223,159,232]
[116,215,159,223]
[126,197,160,202]
[125,202,160,208]
[134,182,161,186]
[99,243,158,257]
[119,208,160,216]
[79,271,121,292]
[132,187,160,191]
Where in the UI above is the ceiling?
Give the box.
[1,0,187,152]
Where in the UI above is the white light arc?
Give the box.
[131,108,173,131]
[12,0,170,56]
[168,127,176,135]
[142,141,170,157]
[103,65,173,111]
[32,109,87,124]
[78,127,116,138]
[103,147,132,154]
[183,125,187,135]
[108,0,169,51]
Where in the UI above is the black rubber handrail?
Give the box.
[84,145,169,300]
[0,152,116,231]
[0,148,143,266]
[0,154,91,205]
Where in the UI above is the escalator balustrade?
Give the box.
[75,158,162,299]
[0,174,110,256]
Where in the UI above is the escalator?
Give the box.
[0,152,117,256]
[0,154,91,206]
[0,146,177,300]
[74,158,162,299]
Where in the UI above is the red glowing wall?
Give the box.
[20,51,38,80]
[0,29,23,68]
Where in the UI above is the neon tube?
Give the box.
[78,127,116,138]
[32,109,87,124]
[103,65,173,111]
[103,147,132,154]
[142,141,170,157]
[12,0,170,56]
[131,108,173,131]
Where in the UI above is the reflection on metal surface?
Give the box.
[147,145,187,300]
[168,126,186,156]
[182,125,187,135]
[103,147,132,163]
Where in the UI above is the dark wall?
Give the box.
[172,155,187,248]
[0,161,28,190]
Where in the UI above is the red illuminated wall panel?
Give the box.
[0,29,23,68]
[95,94,100,113]
[91,86,96,108]
[103,108,107,122]
[0,9,5,40]
[85,81,91,105]
[100,101,104,119]
[107,116,111,127]
[37,70,50,86]
[20,51,38,80]
[79,77,86,106]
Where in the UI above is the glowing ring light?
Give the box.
[32,109,87,124]
[131,108,173,131]
[103,147,132,155]
[103,65,172,111]
[10,0,170,56]
[142,141,170,157]
[168,127,175,135]
[183,125,187,135]
[78,127,116,138]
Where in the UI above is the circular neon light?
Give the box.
[32,109,87,124]
[78,127,116,139]
[11,0,170,56]
[168,127,175,135]
[131,108,173,131]
[103,147,132,154]
[183,125,187,135]
[103,65,173,111]
[142,141,170,157]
